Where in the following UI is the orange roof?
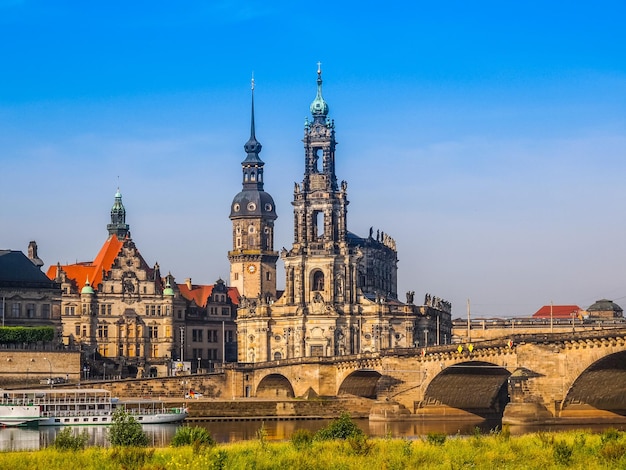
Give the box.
[532,305,581,319]
[46,235,124,291]
[178,283,239,308]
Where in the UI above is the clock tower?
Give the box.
[228,78,278,300]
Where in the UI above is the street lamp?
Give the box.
[43,357,52,388]
[197,357,201,374]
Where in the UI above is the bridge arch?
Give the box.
[338,369,382,398]
[256,373,295,398]
[424,361,511,416]
[562,350,626,416]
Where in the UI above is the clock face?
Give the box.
[247,265,256,274]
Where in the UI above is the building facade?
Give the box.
[235,68,452,363]
[47,190,187,377]
[0,244,62,337]
[177,277,239,369]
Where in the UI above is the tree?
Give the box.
[108,408,148,447]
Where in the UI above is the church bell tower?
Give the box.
[281,65,359,309]
[228,78,278,300]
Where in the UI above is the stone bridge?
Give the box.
[230,328,626,424]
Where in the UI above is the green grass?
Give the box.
[1,429,626,469]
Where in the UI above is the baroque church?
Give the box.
[233,67,452,363]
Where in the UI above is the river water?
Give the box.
[1,419,624,451]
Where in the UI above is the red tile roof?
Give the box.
[177,283,239,307]
[46,235,124,290]
[532,305,581,319]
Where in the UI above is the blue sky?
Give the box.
[1,1,625,317]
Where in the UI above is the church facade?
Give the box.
[234,68,452,363]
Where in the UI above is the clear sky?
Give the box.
[1,1,625,318]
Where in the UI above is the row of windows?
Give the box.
[64,304,172,316]
[76,324,170,339]
[192,348,219,360]
[0,303,51,319]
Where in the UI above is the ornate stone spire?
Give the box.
[107,188,130,238]
[309,61,329,120]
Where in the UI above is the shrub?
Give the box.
[108,408,149,447]
[53,427,89,451]
[599,440,626,461]
[291,429,313,450]
[315,413,364,441]
[601,428,621,444]
[0,326,54,343]
[347,433,373,456]
[171,425,215,448]
[426,432,447,446]
[553,440,573,466]
[110,447,154,468]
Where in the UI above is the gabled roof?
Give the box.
[46,235,124,291]
[178,283,239,308]
[0,250,59,289]
[532,305,581,319]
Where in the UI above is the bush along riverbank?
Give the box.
[3,414,626,469]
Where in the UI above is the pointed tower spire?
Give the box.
[107,187,130,238]
[310,61,329,121]
[243,73,263,165]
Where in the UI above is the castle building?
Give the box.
[47,189,186,378]
[235,67,452,363]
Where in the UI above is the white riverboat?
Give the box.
[0,388,188,427]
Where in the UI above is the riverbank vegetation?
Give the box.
[2,426,626,469]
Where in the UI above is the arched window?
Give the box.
[313,271,324,291]
[273,352,282,361]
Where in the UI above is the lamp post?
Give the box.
[197,357,201,374]
[43,357,52,388]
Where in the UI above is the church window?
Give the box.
[143,286,147,294]
[273,352,282,361]
[244,173,249,182]
[110,286,114,293]
[314,211,323,239]
[234,272,239,281]
[157,306,161,316]
[313,148,322,172]
[266,272,271,281]
[250,171,256,181]
[75,325,80,336]
[247,202,256,212]
[234,203,240,212]
[222,307,230,316]
[107,305,111,315]
[313,271,324,291]
[11,303,20,317]
[151,344,158,358]
[264,204,272,212]
[82,325,87,337]
[42,304,50,319]
[236,237,241,247]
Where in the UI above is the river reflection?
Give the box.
[2,419,624,451]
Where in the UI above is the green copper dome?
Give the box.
[310,65,329,117]
[163,277,174,297]
[81,279,95,295]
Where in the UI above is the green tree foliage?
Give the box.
[53,427,89,451]
[314,412,364,441]
[107,408,148,447]
[0,326,54,343]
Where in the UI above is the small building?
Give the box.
[532,305,581,320]
[585,299,623,320]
